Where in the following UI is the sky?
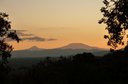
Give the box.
[0,0,110,50]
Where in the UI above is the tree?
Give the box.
[99,0,128,50]
[0,12,20,64]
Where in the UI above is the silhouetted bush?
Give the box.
[1,51,128,84]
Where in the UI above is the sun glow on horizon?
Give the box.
[0,0,113,50]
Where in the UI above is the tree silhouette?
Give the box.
[99,0,128,50]
[0,12,20,64]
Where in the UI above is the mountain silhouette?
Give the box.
[59,43,104,50]
[12,43,108,58]
[27,43,106,50]
[28,46,42,51]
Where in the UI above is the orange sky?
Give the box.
[0,0,112,50]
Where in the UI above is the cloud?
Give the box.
[47,38,57,41]
[16,30,34,36]
[22,36,46,41]
[22,36,57,42]
[7,30,57,42]
[18,32,34,36]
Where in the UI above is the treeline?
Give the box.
[1,50,128,84]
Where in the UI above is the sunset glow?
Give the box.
[0,0,110,50]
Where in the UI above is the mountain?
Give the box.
[28,46,42,51]
[12,43,109,58]
[59,43,104,50]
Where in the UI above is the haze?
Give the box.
[0,0,109,50]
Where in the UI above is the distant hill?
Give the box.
[28,46,42,51]
[58,43,104,50]
[12,43,109,58]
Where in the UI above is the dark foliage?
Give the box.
[0,51,127,84]
[0,12,20,64]
[99,0,128,49]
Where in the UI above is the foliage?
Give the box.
[2,52,128,84]
[99,0,128,49]
[0,12,20,64]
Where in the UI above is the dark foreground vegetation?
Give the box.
[0,49,128,84]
